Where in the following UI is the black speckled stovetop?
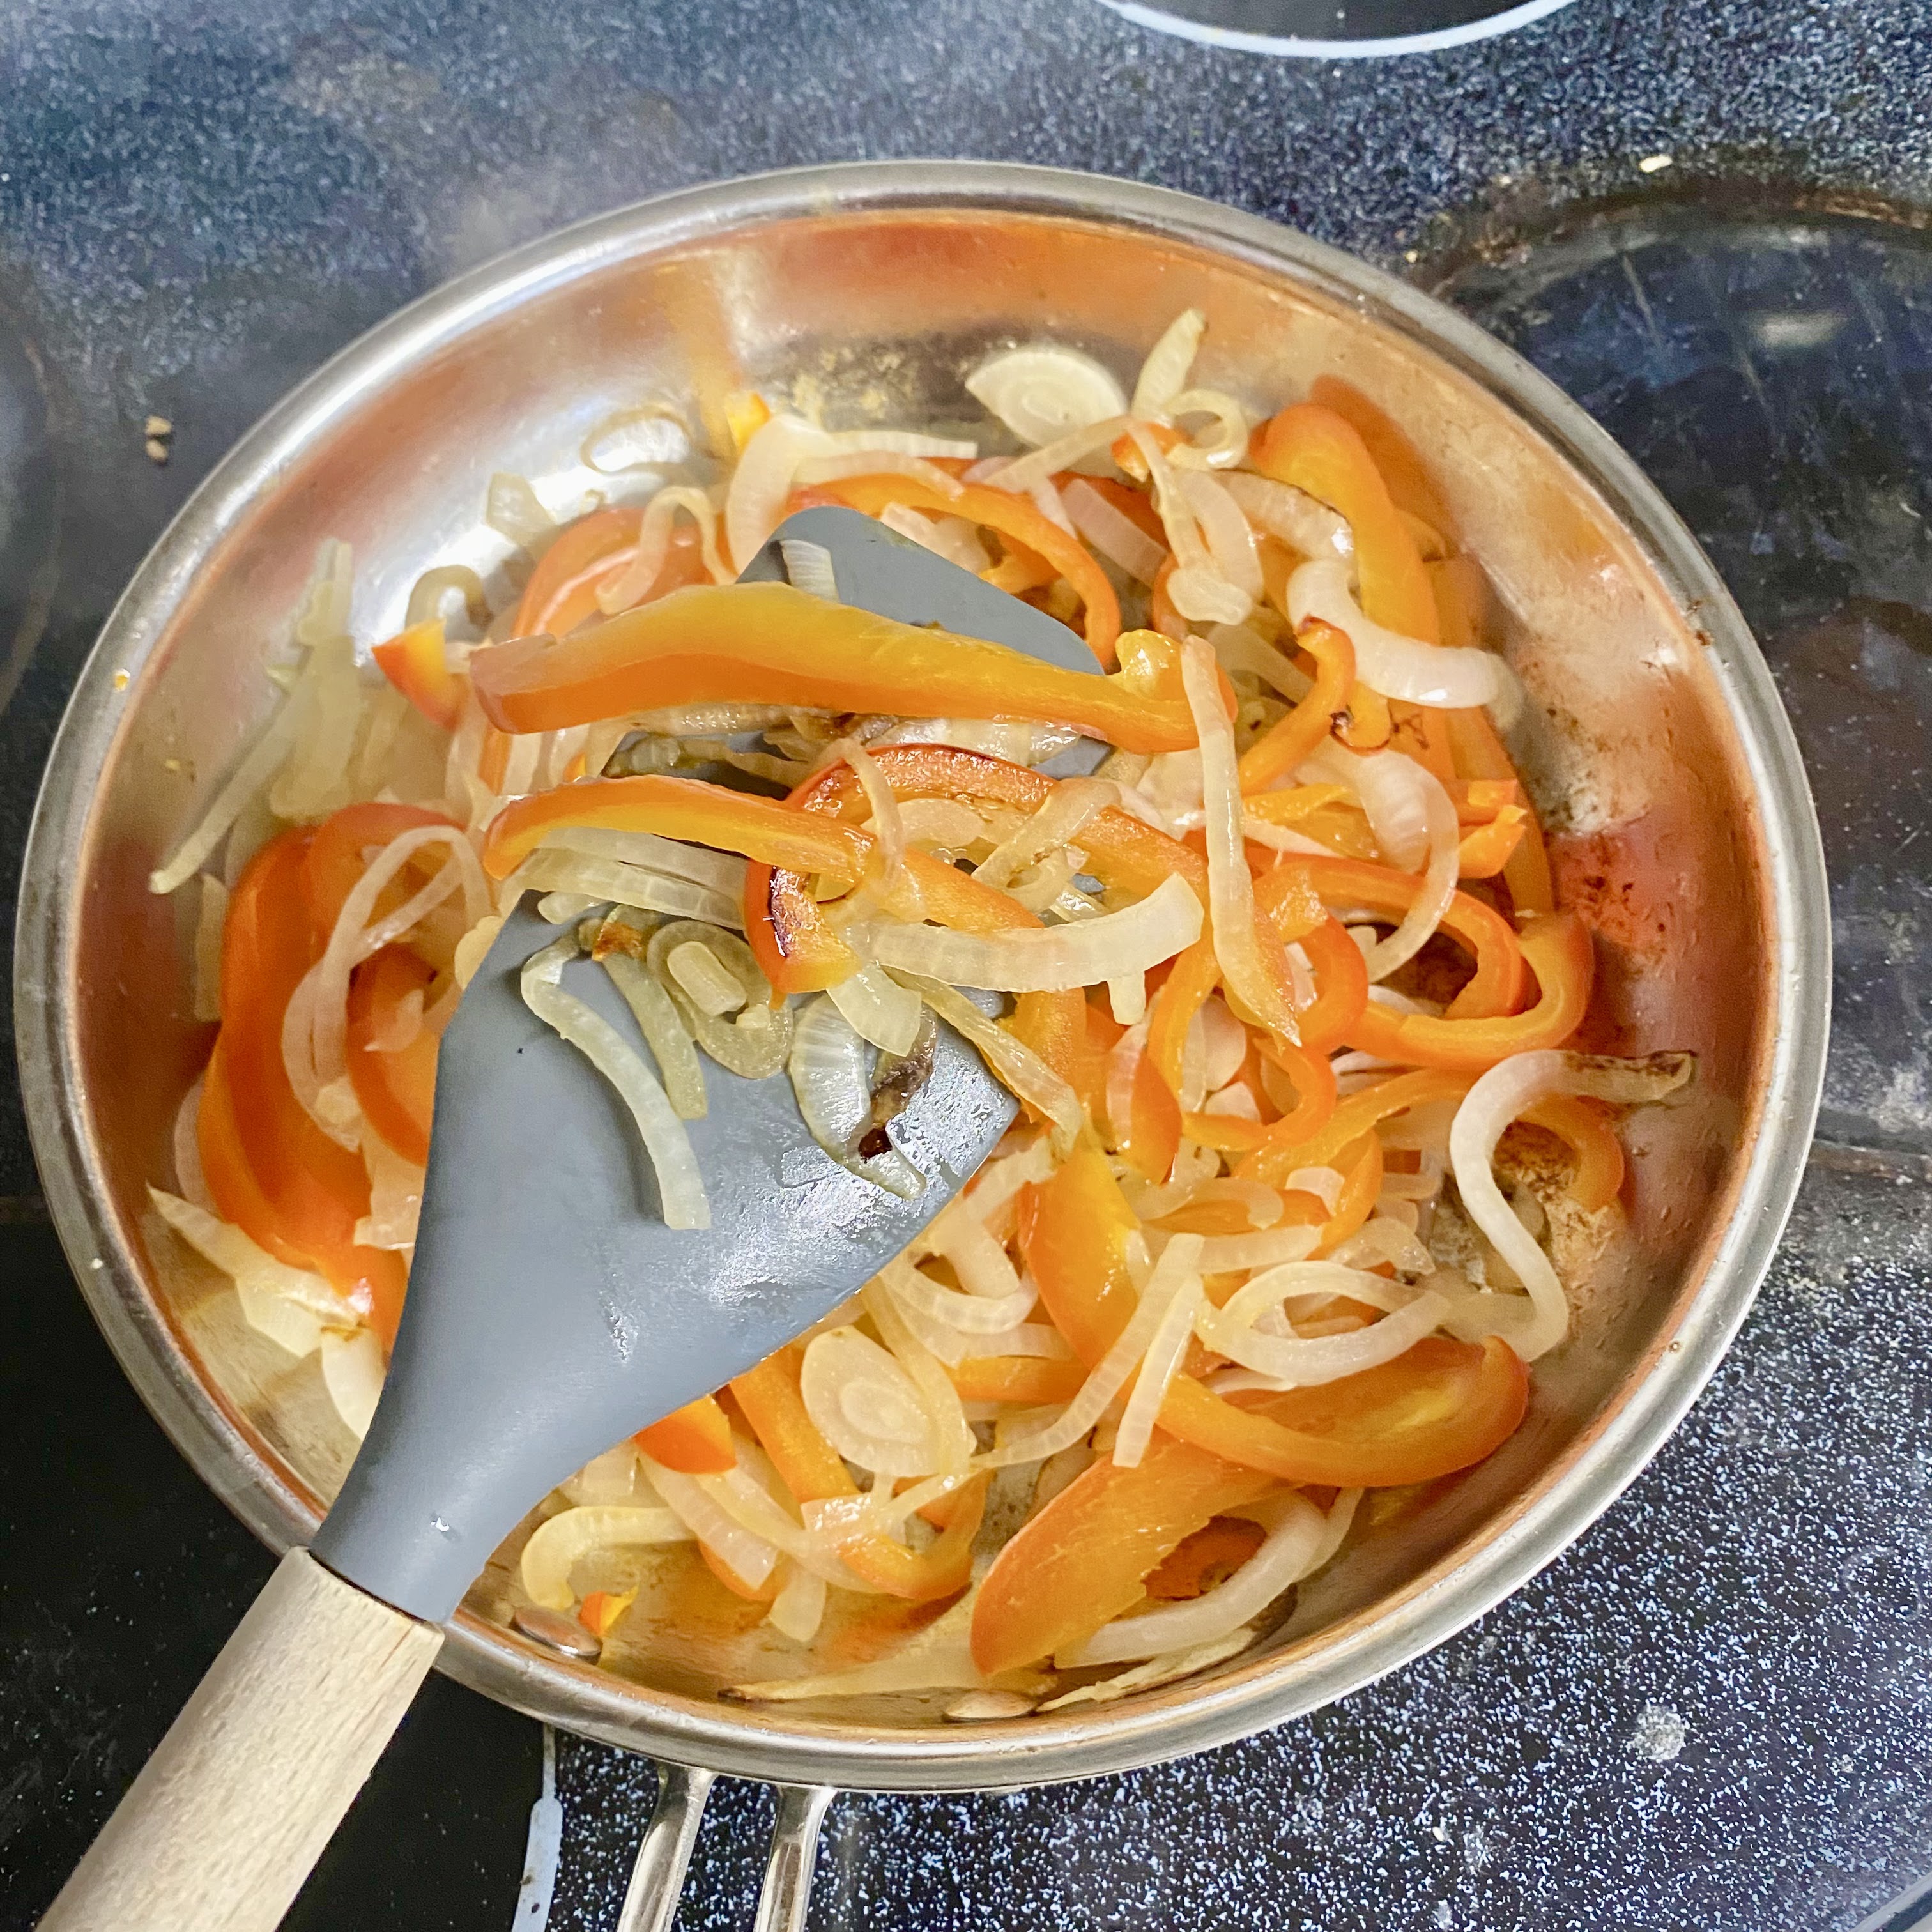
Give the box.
[3,4,1930,1929]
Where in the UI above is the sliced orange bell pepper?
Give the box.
[372,618,460,730]
[482,774,872,883]
[1181,1111,1269,1154]
[1457,809,1528,880]
[1156,1337,1527,1490]
[1260,854,1528,1023]
[1249,875,1369,1055]
[796,474,1121,667]
[1250,403,1439,645]
[839,1472,989,1602]
[199,829,406,1345]
[1145,937,1220,1101]
[1016,1143,1141,1367]
[1345,912,1594,1071]
[636,1394,737,1474]
[471,582,1183,747]
[724,389,772,456]
[1520,1094,1625,1213]
[969,1431,1276,1673]
[513,506,659,639]
[944,1356,1088,1404]
[1307,376,1459,542]
[1250,1038,1338,1152]
[1238,619,1356,793]
[578,1588,636,1639]
[345,946,440,1168]
[302,801,461,936]
[1238,1068,1470,1188]
[1445,707,1554,916]
[728,1346,855,1503]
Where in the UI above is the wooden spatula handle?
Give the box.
[41,1549,442,1932]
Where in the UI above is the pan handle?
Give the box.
[753,1784,836,1932]
[612,1770,834,1932]
[615,1764,716,1932]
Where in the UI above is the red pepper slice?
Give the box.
[470,583,1190,748]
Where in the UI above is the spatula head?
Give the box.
[314,508,1103,1622]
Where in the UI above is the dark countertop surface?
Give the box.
[2,3,1929,1928]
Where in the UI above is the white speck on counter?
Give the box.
[1638,152,1675,172]
[1630,1701,1688,1762]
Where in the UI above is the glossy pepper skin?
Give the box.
[470,582,1199,752]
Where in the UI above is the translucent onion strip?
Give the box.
[972,778,1115,891]
[884,1255,1035,1336]
[1063,1490,1359,1666]
[1183,639,1299,1040]
[1289,559,1503,709]
[505,850,742,928]
[983,413,1131,496]
[148,701,302,895]
[870,873,1201,993]
[522,935,710,1229]
[192,873,228,1022]
[1197,1264,1448,1388]
[878,502,990,571]
[1061,479,1166,585]
[1131,309,1206,417]
[1163,389,1254,471]
[1132,425,1249,625]
[519,1503,694,1611]
[533,825,747,896]
[802,1324,950,1477]
[1180,472,1263,601]
[788,995,924,1199]
[600,949,706,1120]
[970,344,1128,450]
[597,486,731,614]
[1112,1270,1204,1468]
[320,1326,386,1441]
[640,1455,778,1590]
[1218,471,1352,563]
[827,964,923,1055]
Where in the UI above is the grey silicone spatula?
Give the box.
[43,507,1105,1932]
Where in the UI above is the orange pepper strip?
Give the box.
[1457,810,1528,880]
[839,1473,989,1602]
[981,539,1058,598]
[482,774,872,883]
[790,475,1121,668]
[1308,376,1459,541]
[1149,555,1185,641]
[1251,404,1439,645]
[471,582,1192,747]
[345,947,440,1169]
[1182,1112,1269,1153]
[578,1588,635,1639]
[514,506,641,637]
[1238,620,1356,793]
[1145,938,1220,1099]
[728,1346,855,1503]
[199,829,407,1346]
[970,1432,1276,1673]
[303,801,461,935]
[1445,708,1555,915]
[1249,861,1370,1054]
[1238,1069,1471,1188]
[945,1356,1087,1404]
[1261,854,1528,1023]
[1520,1094,1625,1213]
[1345,912,1594,1072]
[635,1395,737,1475]
[372,618,460,730]
[1298,1133,1383,1253]
[1156,1337,1527,1490]
[1250,1038,1338,1152]
[1016,1143,1142,1367]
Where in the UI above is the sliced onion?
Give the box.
[148,1186,358,1356]
[827,964,924,1055]
[788,995,924,1199]
[580,402,691,475]
[769,1564,828,1643]
[794,451,965,500]
[453,914,504,988]
[268,635,365,820]
[510,850,741,927]
[840,737,906,891]
[1183,640,1298,1039]
[972,778,1116,891]
[666,939,745,1016]
[149,700,302,896]
[514,1499,695,1607]
[1330,1215,1435,1275]
[877,502,991,571]
[561,1442,658,1508]
[1105,1015,1154,1156]
[522,935,710,1229]
[192,873,227,1022]
[1204,1080,1260,1122]
[871,873,1200,993]
[1039,1630,1255,1706]
[730,1594,987,1701]
[1197,1264,1448,1388]
[1131,310,1206,417]
[320,1326,386,1441]
[694,1465,881,1590]
[596,486,731,614]
[779,537,839,601]
[598,949,705,1120]
[1289,559,1503,708]
[1112,1271,1203,1468]
[1062,479,1166,585]
[926,1198,1025,1301]
[1062,1489,1357,1666]
[1131,426,1251,625]
[533,825,748,897]
[1194,1224,1321,1273]
[860,1280,977,1473]
[1218,471,1351,562]
[1197,997,1250,1093]
[1163,389,1254,471]
[884,1255,1034,1336]
[1181,473,1263,599]
[486,472,558,555]
[641,1456,779,1591]
[962,1134,1057,1227]
[802,1325,949,1476]
[983,1231,1204,1468]
[172,1079,214,1212]
[890,972,1084,1155]
[1108,974,1147,1025]
[967,345,1128,450]
[355,1133,424,1251]
[724,414,836,573]
[983,413,1131,495]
